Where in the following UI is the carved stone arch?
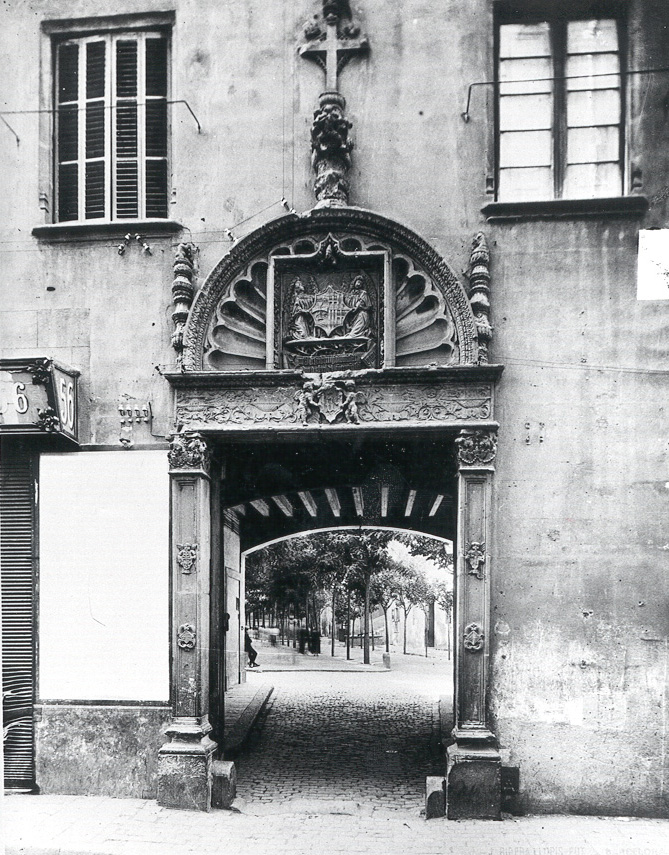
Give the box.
[182,207,480,371]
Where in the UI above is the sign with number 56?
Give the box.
[0,358,79,442]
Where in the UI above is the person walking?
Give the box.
[244,628,259,668]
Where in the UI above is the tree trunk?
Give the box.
[383,606,390,653]
[331,588,336,657]
[403,606,408,654]
[363,574,370,664]
[346,588,351,660]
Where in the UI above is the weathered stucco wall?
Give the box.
[1,0,668,815]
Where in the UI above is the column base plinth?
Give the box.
[446,743,502,820]
[157,732,217,811]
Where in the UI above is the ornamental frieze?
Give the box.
[175,378,493,430]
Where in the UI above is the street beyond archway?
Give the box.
[234,640,451,814]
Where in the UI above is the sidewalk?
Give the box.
[3,793,667,855]
[250,636,386,671]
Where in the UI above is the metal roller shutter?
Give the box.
[1,443,36,790]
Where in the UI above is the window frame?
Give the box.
[39,13,174,228]
[494,5,628,203]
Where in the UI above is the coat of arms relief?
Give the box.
[280,267,379,371]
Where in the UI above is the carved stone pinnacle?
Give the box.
[468,232,492,364]
[311,91,352,207]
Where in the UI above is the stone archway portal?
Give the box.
[158,208,503,818]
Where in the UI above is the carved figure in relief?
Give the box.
[465,542,486,579]
[342,276,372,338]
[288,279,317,340]
[294,381,320,425]
[341,380,360,423]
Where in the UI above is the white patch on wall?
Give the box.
[39,450,169,702]
[637,229,669,300]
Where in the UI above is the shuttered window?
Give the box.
[497,17,623,201]
[1,446,36,790]
[55,32,168,222]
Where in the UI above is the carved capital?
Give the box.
[463,623,484,652]
[177,543,198,575]
[168,431,211,474]
[456,428,497,468]
[177,623,197,650]
[465,541,486,580]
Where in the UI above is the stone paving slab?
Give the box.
[3,794,668,855]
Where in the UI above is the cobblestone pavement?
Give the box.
[235,666,445,813]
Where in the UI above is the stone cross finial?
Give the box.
[300,1,368,207]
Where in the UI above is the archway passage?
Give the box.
[239,527,454,814]
[212,436,456,812]
[221,435,457,551]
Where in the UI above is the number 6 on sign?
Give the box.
[13,382,29,414]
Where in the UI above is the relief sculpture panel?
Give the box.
[275,235,383,373]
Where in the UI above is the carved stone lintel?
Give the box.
[456,428,497,468]
[465,542,486,580]
[177,543,198,575]
[175,380,494,429]
[463,623,484,652]
[177,623,197,650]
[28,358,52,387]
[468,232,492,364]
[35,406,60,432]
[168,431,211,474]
[311,92,352,207]
[172,243,197,362]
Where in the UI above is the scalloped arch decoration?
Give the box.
[182,208,479,371]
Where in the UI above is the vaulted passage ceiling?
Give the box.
[220,437,457,549]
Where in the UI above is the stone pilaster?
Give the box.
[157,432,216,811]
[447,427,501,820]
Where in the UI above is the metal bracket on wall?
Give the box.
[117,234,152,256]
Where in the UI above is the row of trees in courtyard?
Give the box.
[245,530,453,663]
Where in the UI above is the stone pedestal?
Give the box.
[446,744,501,820]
